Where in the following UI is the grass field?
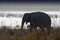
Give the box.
[0,27,60,40]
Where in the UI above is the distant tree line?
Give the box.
[0,13,60,18]
[49,14,58,18]
[0,13,23,18]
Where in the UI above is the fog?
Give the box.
[0,11,60,29]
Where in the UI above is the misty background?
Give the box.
[0,3,60,29]
[0,11,60,29]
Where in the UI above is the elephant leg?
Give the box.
[29,26,37,32]
[28,25,33,32]
[29,23,34,32]
[29,27,33,32]
[46,26,51,35]
[40,27,45,34]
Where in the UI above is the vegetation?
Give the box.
[0,27,60,40]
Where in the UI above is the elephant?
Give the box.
[21,12,52,35]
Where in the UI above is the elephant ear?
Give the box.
[27,13,31,21]
[25,13,31,24]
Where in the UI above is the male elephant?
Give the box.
[21,12,52,35]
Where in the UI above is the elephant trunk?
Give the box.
[21,16,26,30]
[21,20,25,30]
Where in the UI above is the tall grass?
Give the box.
[0,27,60,40]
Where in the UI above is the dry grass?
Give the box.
[0,27,60,40]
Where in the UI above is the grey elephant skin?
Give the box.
[21,12,51,34]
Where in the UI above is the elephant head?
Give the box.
[21,13,31,29]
